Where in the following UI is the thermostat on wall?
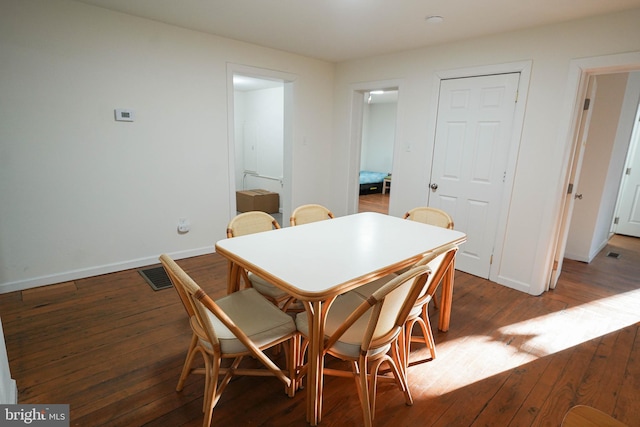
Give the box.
[114,108,135,122]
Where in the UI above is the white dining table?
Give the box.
[215,212,466,425]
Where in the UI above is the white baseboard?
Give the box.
[563,252,590,263]
[565,238,609,264]
[0,247,215,294]
[495,275,536,295]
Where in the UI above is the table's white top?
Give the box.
[215,212,466,300]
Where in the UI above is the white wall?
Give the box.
[565,72,640,262]
[0,0,334,292]
[3,0,640,297]
[360,102,396,174]
[330,9,640,295]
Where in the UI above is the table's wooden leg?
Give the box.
[226,261,242,294]
[438,261,456,332]
[306,300,324,425]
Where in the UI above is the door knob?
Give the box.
[430,183,438,191]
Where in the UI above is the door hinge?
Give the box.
[552,260,559,271]
[490,254,493,265]
[567,183,574,194]
[614,217,619,225]
[583,98,591,110]
[626,167,632,175]
[515,90,519,103]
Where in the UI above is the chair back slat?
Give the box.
[160,254,221,348]
[161,256,196,318]
[290,204,334,226]
[324,265,432,353]
[227,211,280,237]
[413,243,458,305]
[404,207,454,229]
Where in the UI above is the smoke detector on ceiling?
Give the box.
[425,15,444,24]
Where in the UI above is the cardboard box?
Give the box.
[236,189,280,214]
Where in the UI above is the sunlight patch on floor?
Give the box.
[500,288,640,357]
[414,288,640,395]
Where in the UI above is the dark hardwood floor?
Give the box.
[1,198,638,425]
[358,192,390,214]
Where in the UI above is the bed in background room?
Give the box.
[359,171,389,195]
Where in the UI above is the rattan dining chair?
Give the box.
[402,207,455,363]
[160,254,299,427]
[290,204,335,226]
[562,405,628,427]
[403,206,454,309]
[296,265,433,427]
[346,244,457,366]
[403,243,458,365]
[403,206,454,230]
[226,211,296,310]
[166,256,208,392]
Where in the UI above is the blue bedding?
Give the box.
[359,171,387,185]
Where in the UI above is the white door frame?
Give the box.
[429,61,532,283]
[547,51,640,290]
[226,64,296,223]
[346,79,403,215]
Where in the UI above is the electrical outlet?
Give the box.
[177,218,190,233]
[114,108,135,122]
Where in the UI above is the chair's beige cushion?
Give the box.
[296,292,389,358]
[248,272,289,298]
[202,288,296,354]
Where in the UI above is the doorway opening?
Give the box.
[233,75,284,224]
[358,89,398,214]
[346,80,401,216]
[549,52,640,290]
[226,65,295,226]
[563,72,640,262]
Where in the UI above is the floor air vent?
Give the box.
[606,252,621,259]
[139,266,173,291]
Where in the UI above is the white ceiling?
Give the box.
[75,0,640,62]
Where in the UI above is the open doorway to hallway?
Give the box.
[356,89,397,214]
[232,74,285,225]
[549,52,640,290]
[227,65,295,227]
[564,71,640,262]
[347,80,401,216]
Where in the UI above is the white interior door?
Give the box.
[614,109,640,237]
[429,73,520,278]
[549,77,597,288]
